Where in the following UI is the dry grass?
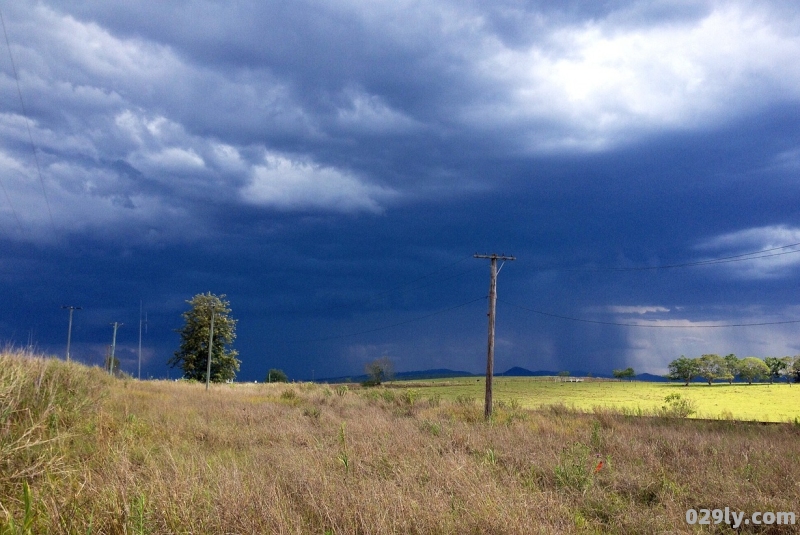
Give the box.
[2,352,800,534]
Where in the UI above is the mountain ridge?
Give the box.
[316,367,668,383]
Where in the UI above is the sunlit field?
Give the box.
[389,377,800,422]
[3,351,800,534]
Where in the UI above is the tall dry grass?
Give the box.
[2,352,799,533]
[0,350,109,531]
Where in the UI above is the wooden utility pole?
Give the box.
[61,305,81,362]
[205,308,216,391]
[109,322,122,376]
[138,303,147,380]
[474,253,516,419]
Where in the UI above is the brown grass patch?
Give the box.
[2,353,799,533]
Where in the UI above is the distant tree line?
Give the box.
[667,354,800,385]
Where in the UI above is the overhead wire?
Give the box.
[372,255,472,297]
[285,240,800,344]
[500,240,800,326]
[498,298,800,328]
[0,7,57,236]
[303,255,480,314]
[286,295,486,343]
[0,173,22,231]
[533,241,800,272]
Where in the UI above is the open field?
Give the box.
[3,351,800,534]
[387,377,800,422]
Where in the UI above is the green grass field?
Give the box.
[388,377,800,422]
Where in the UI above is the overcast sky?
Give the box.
[2,0,800,380]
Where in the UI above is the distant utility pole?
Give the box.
[61,305,81,362]
[109,322,122,376]
[205,307,216,391]
[138,302,146,380]
[473,253,516,419]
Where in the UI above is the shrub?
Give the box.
[303,406,321,420]
[420,420,441,436]
[398,389,419,407]
[455,395,475,407]
[658,393,697,418]
[280,389,298,402]
[554,442,593,493]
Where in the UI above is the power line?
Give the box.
[0,169,23,232]
[0,7,57,235]
[283,239,800,344]
[499,298,800,328]
[534,241,800,273]
[374,255,472,297]
[286,295,486,343]
[303,256,479,314]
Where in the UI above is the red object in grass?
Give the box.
[594,460,604,473]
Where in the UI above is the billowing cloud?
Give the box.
[622,316,800,374]
[608,305,670,314]
[243,154,395,213]
[466,4,800,151]
[695,225,800,279]
[334,88,422,135]
[2,1,800,242]
[1,0,800,381]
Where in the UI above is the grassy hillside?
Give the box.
[397,377,800,422]
[2,351,800,533]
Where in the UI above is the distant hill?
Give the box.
[498,367,611,378]
[635,373,670,382]
[318,367,669,383]
[498,367,553,376]
[319,368,475,383]
[395,368,476,380]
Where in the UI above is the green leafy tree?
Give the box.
[697,354,727,385]
[779,357,795,383]
[723,354,739,384]
[737,357,769,385]
[364,357,394,386]
[791,356,800,383]
[613,367,635,380]
[667,356,700,386]
[763,357,787,384]
[266,368,288,383]
[169,293,240,382]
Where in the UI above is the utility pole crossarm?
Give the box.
[473,254,517,261]
[474,253,515,420]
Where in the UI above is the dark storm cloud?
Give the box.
[1,1,800,380]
